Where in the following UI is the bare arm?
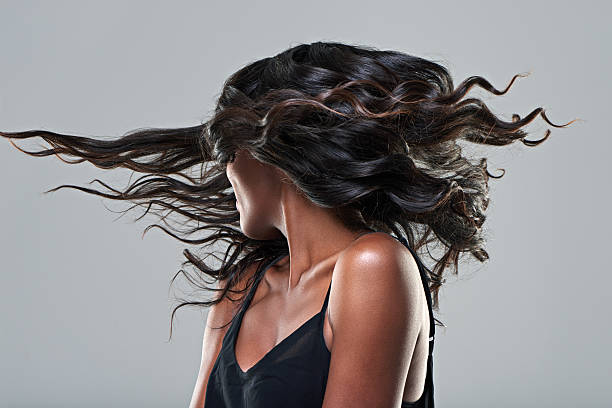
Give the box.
[188,261,262,408]
[322,235,424,408]
[188,296,230,408]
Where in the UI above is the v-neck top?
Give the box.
[203,232,436,407]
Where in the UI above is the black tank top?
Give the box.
[204,232,435,407]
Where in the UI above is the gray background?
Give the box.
[1,1,608,407]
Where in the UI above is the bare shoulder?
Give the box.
[320,233,425,406]
[327,232,424,329]
[335,232,421,288]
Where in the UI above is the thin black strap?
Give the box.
[321,279,333,313]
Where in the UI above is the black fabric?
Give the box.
[204,232,435,407]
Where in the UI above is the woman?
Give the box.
[1,41,575,407]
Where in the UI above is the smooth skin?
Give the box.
[189,149,430,408]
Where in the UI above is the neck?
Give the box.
[271,186,374,290]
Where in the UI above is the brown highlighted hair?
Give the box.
[1,41,577,339]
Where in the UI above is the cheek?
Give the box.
[235,184,255,213]
[229,175,249,211]
[229,157,280,216]
[236,175,276,216]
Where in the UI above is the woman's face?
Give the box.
[225,149,284,239]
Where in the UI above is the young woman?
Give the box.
[1,41,575,407]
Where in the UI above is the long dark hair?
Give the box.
[1,41,577,340]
